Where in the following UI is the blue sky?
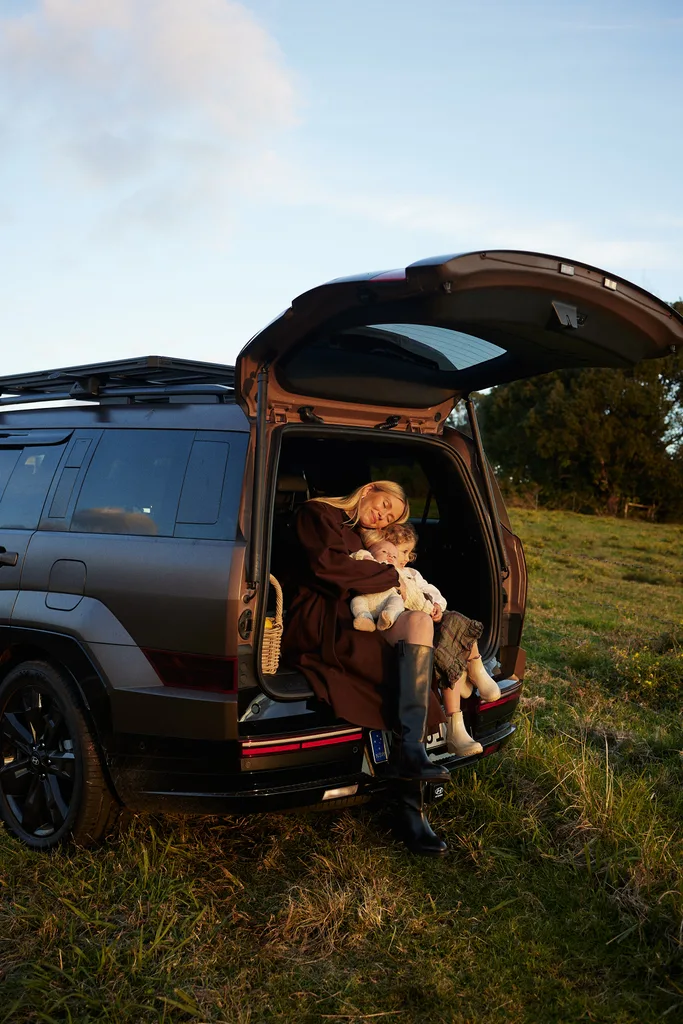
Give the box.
[0,0,681,374]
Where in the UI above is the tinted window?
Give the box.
[0,450,21,502]
[369,324,505,370]
[0,446,65,529]
[176,440,230,525]
[72,430,193,537]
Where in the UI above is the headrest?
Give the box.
[277,474,308,494]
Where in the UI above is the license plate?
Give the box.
[426,723,447,750]
[368,730,388,763]
[369,725,446,763]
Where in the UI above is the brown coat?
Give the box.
[281,501,445,730]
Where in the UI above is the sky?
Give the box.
[0,0,681,375]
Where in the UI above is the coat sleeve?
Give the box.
[296,503,400,598]
[411,568,448,612]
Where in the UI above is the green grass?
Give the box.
[1,510,682,1023]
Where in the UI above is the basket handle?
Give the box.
[269,573,283,624]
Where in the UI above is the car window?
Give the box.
[368,324,506,370]
[176,440,230,525]
[0,449,22,503]
[71,430,193,537]
[0,445,66,529]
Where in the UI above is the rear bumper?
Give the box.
[109,719,517,815]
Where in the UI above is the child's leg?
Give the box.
[444,678,482,756]
[442,684,460,715]
[466,641,501,702]
[351,595,376,631]
[378,594,407,630]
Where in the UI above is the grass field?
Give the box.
[1,510,682,1024]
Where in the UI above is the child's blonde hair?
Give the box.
[309,480,409,527]
[359,522,418,561]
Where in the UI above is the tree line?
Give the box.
[473,301,683,521]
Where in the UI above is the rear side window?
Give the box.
[71,430,193,537]
[0,446,65,529]
[0,449,21,501]
[176,440,229,525]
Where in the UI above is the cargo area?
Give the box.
[258,427,502,706]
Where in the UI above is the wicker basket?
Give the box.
[261,573,284,675]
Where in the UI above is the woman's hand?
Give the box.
[430,603,443,622]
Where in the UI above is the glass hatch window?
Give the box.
[367,324,505,370]
[277,321,508,408]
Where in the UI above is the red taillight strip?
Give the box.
[242,728,361,750]
[482,742,501,756]
[241,729,363,758]
[243,742,302,757]
[478,691,520,711]
[301,732,363,750]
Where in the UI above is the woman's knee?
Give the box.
[403,610,434,644]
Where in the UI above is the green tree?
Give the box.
[474,318,683,518]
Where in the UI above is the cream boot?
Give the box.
[446,712,483,756]
[467,654,501,702]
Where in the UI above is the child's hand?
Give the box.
[430,603,443,622]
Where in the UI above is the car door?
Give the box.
[236,249,682,427]
[0,431,72,630]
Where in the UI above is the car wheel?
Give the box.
[0,659,119,850]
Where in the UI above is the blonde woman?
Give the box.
[281,480,449,856]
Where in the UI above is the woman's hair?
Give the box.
[360,521,418,560]
[309,480,409,527]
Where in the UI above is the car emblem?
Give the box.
[31,755,40,767]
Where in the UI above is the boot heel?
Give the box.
[391,780,448,856]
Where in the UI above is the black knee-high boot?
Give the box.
[391,780,448,856]
[387,641,450,782]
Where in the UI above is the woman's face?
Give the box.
[357,487,405,529]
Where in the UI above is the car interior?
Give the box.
[262,429,500,703]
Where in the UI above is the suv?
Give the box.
[0,249,680,850]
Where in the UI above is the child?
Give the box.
[360,523,501,757]
[350,538,444,630]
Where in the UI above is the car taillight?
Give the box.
[241,729,364,758]
[143,649,237,693]
[478,691,520,711]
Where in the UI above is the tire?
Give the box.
[0,659,119,850]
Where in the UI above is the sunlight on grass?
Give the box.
[0,510,681,1023]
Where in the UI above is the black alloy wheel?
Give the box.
[0,660,118,850]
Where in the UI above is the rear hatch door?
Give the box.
[236,249,683,427]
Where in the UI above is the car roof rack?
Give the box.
[0,356,236,406]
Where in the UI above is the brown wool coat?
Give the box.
[281,501,445,730]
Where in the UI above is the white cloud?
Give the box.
[0,0,299,222]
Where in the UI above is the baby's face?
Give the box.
[395,542,415,569]
[368,540,400,566]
